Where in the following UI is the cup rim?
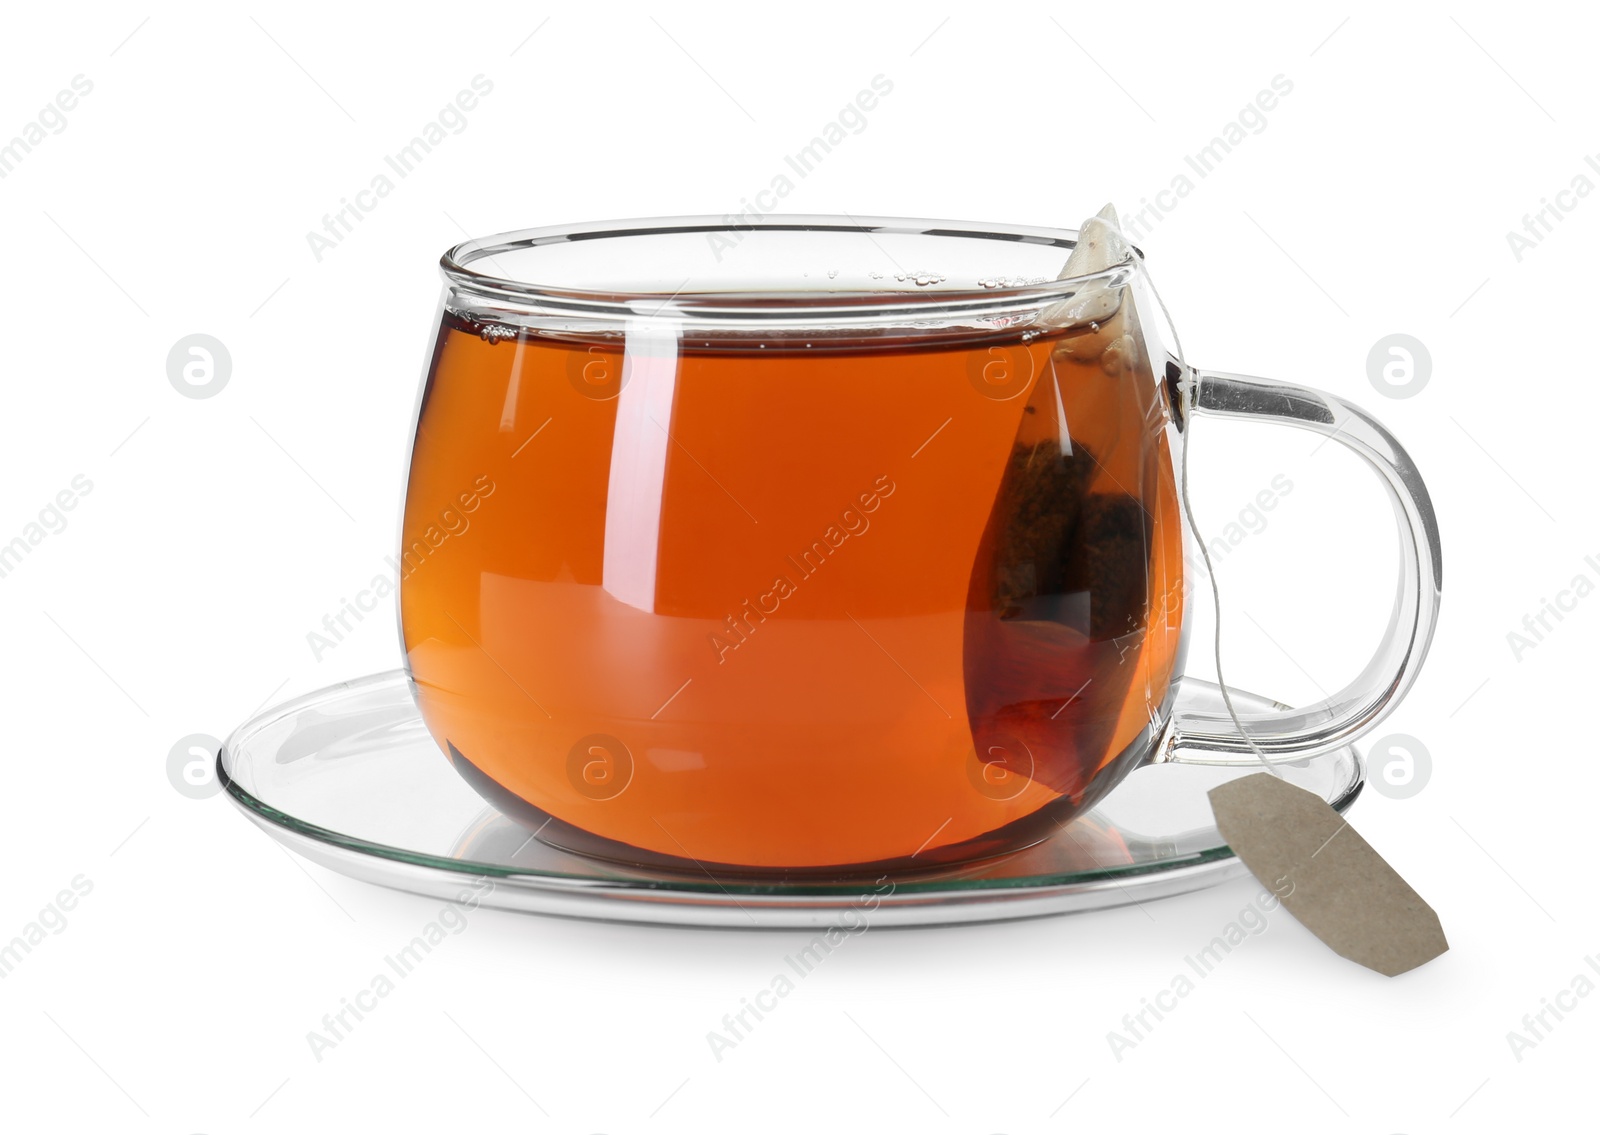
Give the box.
[439,214,1139,324]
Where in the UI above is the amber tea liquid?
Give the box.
[402,304,1187,870]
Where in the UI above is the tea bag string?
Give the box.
[1133,257,1279,778]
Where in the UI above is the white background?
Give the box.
[1,1,1593,1131]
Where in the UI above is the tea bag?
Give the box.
[1044,204,1135,373]
[1046,204,1151,639]
[985,205,1142,618]
[964,205,1159,804]
[983,206,1145,637]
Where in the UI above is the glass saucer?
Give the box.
[218,671,1362,928]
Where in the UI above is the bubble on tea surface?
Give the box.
[979,275,1047,290]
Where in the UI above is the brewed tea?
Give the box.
[401,300,1186,870]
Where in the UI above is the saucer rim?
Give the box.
[244,813,1272,930]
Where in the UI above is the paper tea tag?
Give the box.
[1208,773,1448,976]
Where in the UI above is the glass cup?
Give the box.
[398,216,1441,873]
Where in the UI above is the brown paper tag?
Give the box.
[1208,773,1447,976]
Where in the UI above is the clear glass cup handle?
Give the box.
[1163,369,1443,765]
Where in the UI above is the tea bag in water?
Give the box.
[1048,204,1151,641]
[986,204,1144,626]
[964,203,1171,807]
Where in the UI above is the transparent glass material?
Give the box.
[217,671,1362,928]
[392,216,1441,876]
